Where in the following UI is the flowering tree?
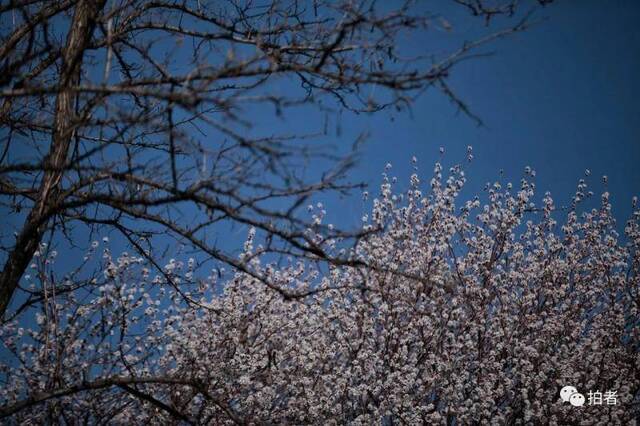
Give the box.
[1,158,638,424]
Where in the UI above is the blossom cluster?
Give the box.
[1,160,638,424]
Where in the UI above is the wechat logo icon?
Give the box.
[560,385,585,407]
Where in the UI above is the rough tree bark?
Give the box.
[0,0,106,317]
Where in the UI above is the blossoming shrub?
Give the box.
[1,161,638,424]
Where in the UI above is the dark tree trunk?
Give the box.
[0,0,106,318]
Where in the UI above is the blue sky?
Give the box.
[270,0,640,233]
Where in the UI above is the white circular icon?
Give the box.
[560,385,578,402]
[569,393,585,407]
